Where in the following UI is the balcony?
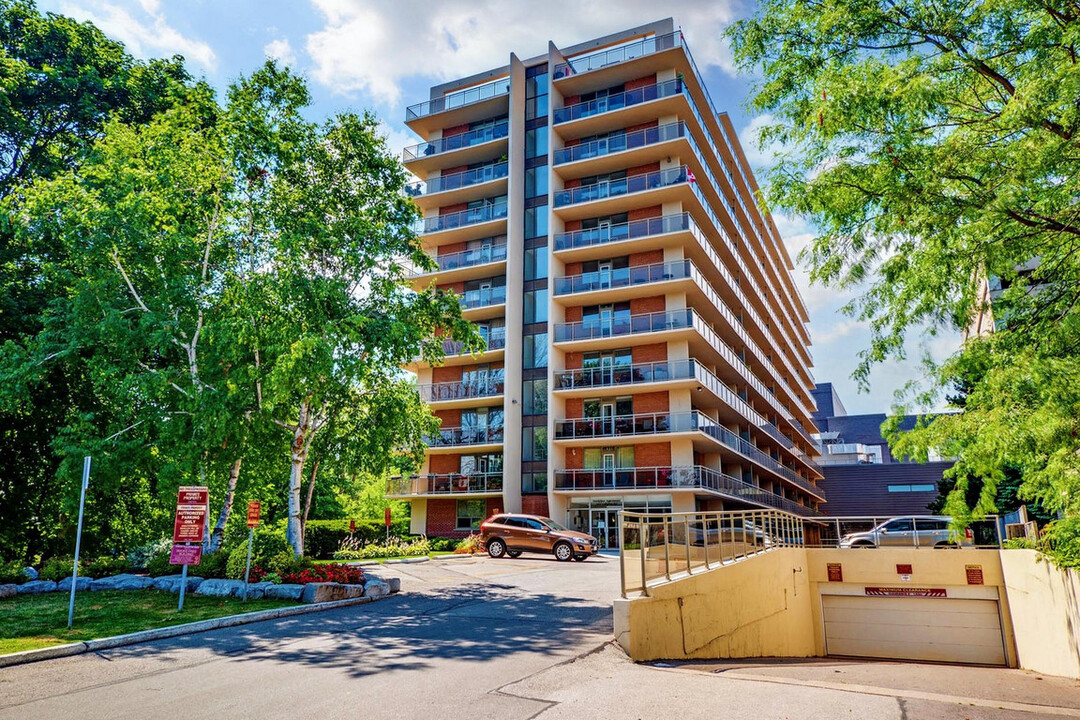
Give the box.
[424,426,504,450]
[387,472,504,498]
[553,166,693,221]
[408,328,507,370]
[553,259,691,301]
[553,78,686,139]
[552,465,822,517]
[402,121,509,174]
[417,376,504,405]
[554,308,693,345]
[553,122,689,178]
[553,213,691,259]
[412,162,510,212]
[553,358,693,392]
[459,285,507,320]
[405,77,511,135]
[422,201,508,244]
[406,241,507,285]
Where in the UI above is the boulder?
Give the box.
[386,577,401,594]
[240,581,274,600]
[262,583,304,601]
[300,582,365,604]
[151,575,204,593]
[17,580,57,594]
[24,567,38,580]
[194,579,246,598]
[363,578,390,599]
[0,584,18,599]
[57,576,92,592]
[90,574,154,591]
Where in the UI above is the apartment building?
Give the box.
[389,19,824,546]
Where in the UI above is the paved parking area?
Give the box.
[2,553,1078,719]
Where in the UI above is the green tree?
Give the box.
[729,1,1080,562]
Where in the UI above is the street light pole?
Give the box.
[68,456,91,629]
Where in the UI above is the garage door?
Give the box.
[822,595,1006,666]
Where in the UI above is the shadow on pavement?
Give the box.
[100,582,613,679]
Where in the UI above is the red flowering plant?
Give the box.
[282,563,366,585]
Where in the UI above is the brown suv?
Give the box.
[480,514,598,562]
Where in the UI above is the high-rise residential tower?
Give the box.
[390,19,824,546]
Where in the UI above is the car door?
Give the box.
[880,518,915,547]
[522,518,552,551]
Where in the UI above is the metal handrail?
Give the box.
[806,515,1004,549]
[406,76,510,120]
[424,426,505,447]
[553,30,682,79]
[553,165,689,207]
[553,77,684,124]
[417,375,505,402]
[619,508,806,597]
[553,259,691,295]
[553,307,693,342]
[423,201,508,234]
[406,240,508,276]
[438,328,506,356]
[387,472,505,496]
[459,285,507,309]
[553,121,686,165]
[402,120,509,161]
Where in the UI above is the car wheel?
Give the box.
[553,542,573,562]
[487,538,506,558]
[573,554,587,562]
[507,550,522,558]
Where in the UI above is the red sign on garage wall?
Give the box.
[826,563,843,582]
[865,587,947,598]
[966,565,984,585]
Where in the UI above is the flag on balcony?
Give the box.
[686,168,696,183]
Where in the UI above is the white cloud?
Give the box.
[305,1,739,105]
[264,38,297,67]
[58,0,216,69]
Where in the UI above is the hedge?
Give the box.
[305,519,411,560]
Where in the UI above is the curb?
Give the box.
[0,593,392,669]
[383,557,430,565]
[430,553,481,561]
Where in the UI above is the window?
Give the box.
[524,289,548,324]
[883,519,914,532]
[524,247,548,280]
[524,518,545,531]
[522,427,548,461]
[525,167,549,198]
[887,484,937,493]
[916,518,949,531]
[522,379,548,415]
[525,207,549,238]
[523,333,548,369]
[456,499,486,530]
[526,128,548,159]
[522,472,548,493]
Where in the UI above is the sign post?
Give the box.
[67,456,92,629]
[385,506,392,543]
[243,501,261,601]
[172,486,209,612]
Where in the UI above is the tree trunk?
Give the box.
[286,400,313,557]
[208,455,243,552]
[300,457,321,548]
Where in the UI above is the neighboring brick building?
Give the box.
[389,19,824,544]
[812,382,948,517]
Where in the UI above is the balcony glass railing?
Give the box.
[422,162,509,195]
[553,77,683,124]
[554,359,692,390]
[407,241,508,276]
[554,308,693,343]
[424,201,508,233]
[553,122,686,165]
[439,327,506,356]
[553,30,682,79]
[406,77,510,121]
[425,426,504,447]
[387,472,504,496]
[553,213,689,252]
[554,166,689,208]
[402,120,509,162]
[553,259,691,295]
[460,285,507,309]
[418,376,505,402]
[554,411,690,440]
[552,465,821,517]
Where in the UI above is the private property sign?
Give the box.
[865,587,947,598]
[172,485,209,543]
[170,544,202,566]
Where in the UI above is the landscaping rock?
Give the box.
[240,581,274,600]
[194,579,246,598]
[90,574,154,591]
[151,575,204,593]
[300,582,364,604]
[24,567,38,580]
[262,583,304,601]
[17,580,57,594]
[363,578,390,599]
[57,576,92,592]
[386,577,401,594]
[0,584,18,599]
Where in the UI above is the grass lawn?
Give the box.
[313,551,459,564]
[0,590,296,656]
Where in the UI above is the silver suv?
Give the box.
[838,516,971,548]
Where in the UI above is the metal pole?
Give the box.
[663,516,671,580]
[684,515,692,574]
[640,513,649,597]
[618,510,626,599]
[242,526,254,602]
[178,560,188,611]
[702,512,710,569]
[67,456,91,630]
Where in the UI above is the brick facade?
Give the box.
[630,295,665,315]
[628,205,662,222]
[521,495,550,517]
[429,454,461,474]
[629,248,664,266]
[632,343,667,364]
[635,442,671,467]
[625,74,657,91]
[633,391,669,414]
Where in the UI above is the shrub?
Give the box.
[332,536,430,560]
[196,549,230,579]
[128,538,171,570]
[226,528,292,579]
[146,544,174,577]
[1003,537,1035,550]
[305,519,411,559]
[38,557,77,582]
[454,535,483,554]
[282,563,365,585]
[84,556,129,578]
[428,537,459,552]
[262,572,283,585]
[0,559,29,584]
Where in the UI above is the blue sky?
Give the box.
[40,0,959,416]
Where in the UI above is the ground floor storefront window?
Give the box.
[566,495,672,550]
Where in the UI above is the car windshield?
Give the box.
[541,517,568,531]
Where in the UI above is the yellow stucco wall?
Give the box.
[614,548,816,661]
[999,549,1080,678]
